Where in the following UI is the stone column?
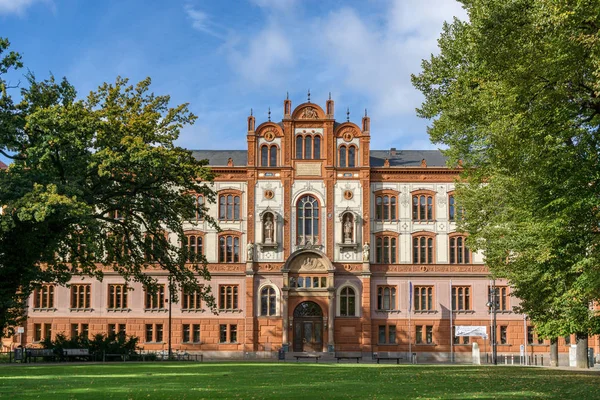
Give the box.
[282,290,289,351]
[327,288,335,352]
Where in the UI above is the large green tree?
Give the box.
[0,38,216,335]
[412,0,600,364]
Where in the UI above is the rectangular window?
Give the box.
[219,285,239,310]
[564,335,571,345]
[378,326,386,344]
[71,323,79,339]
[413,286,433,311]
[488,286,509,311]
[156,324,163,342]
[230,325,237,343]
[44,323,52,341]
[34,284,55,309]
[108,284,128,309]
[34,323,42,342]
[182,290,202,310]
[70,284,91,309]
[119,324,126,337]
[416,325,423,344]
[219,324,227,343]
[144,285,165,310]
[412,194,434,222]
[452,286,471,311]
[376,286,397,310]
[527,326,535,345]
[378,325,398,344]
[425,326,433,344]
[146,324,154,343]
[108,323,116,336]
[193,324,201,343]
[183,324,191,343]
[500,326,507,345]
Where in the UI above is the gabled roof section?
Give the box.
[190,150,247,166]
[370,150,447,167]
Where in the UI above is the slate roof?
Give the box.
[190,149,447,167]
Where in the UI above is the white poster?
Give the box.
[455,326,488,339]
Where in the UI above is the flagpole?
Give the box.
[450,279,453,363]
[408,281,412,362]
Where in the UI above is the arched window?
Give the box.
[260,286,277,316]
[412,191,435,222]
[269,146,277,166]
[339,287,356,316]
[314,136,321,159]
[339,145,347,167]
[304,136,312,159]
[296,136,303,159]
[377,286,396,310]
[261,146,268,166]
[219,193,241,221]
[449,235,470,264]
[413,233,435,264]
[297,195,319,245]
[375,193,398,221]
[219,234,240,263]
[348,146,356,167]
[375,235,397,263]
[184,233,203,262]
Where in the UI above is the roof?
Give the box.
[190,149,447,167]
[369,150,447,167]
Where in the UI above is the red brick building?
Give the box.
[14,96,599,361]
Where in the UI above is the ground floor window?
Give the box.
[145,324,164,343]
[219,324,237,343]
[378,325,397,344]
[182,324,201,343]
[416,325,433,344]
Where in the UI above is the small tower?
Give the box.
[284,92,292,119]
[247,108,255,133]
[362,109,370,133]
[326,92,334,118]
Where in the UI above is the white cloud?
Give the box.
[227,24,294,86]
[250,0,298,11]
[184,4,227,39]
[0,0,47,15]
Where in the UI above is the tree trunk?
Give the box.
[550,337,558,367]
[576,332,589,369]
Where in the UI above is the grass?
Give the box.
[0,362,598,399]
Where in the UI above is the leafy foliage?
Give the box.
[0,38,217,335]
[41,332,139,358]
[412,1,600,336]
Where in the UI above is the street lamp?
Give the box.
[486,280,498,365]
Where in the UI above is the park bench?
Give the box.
[335,354,362,363]
[26,349,56,362]
[294,354,321,363]
[63,348,92,361]
[375,355,403,364]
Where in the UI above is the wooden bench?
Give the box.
[26,349,56,362]
[294,354,321,363]
[375,356,403,364]
[63,348,92,361]
[335,355,362,363]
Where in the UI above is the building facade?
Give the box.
[16,97,598,361]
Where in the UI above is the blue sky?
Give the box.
[1,0,466,155]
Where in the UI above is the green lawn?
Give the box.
[0,362,598,399]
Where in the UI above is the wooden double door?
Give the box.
[293,318,323,352]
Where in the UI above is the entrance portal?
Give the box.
[293,301,323,352]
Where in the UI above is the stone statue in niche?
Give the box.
[363,242,370,262]
[343,215,353,243]
[264,214,274,243]
[247,242,254,262]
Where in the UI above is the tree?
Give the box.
[0,38,217,335]
[412,1,600,367]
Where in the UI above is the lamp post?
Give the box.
[486,280,498,365]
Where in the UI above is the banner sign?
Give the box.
[455,326,488,338]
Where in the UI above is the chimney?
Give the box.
[390,147,397,157]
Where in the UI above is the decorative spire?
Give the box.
[307,89,311,103]
[329,92,332,100]
[346,107,350,122]
[250,108,253,116]
[365,108,368,117]
[286,91,289,100]
[268,107,271,122]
